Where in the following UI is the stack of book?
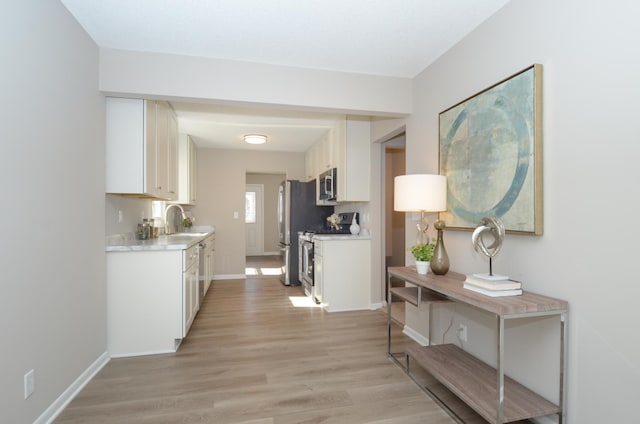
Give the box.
[463,274,523,297]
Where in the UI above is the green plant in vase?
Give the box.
[410,242,435,261]
[409,241,435,275]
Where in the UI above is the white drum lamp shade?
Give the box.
[394,174,447,212]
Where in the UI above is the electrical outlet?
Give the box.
[458,324,468,342]
[24,369,35,399]
[118,210,123,224]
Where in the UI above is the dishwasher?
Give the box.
[197,240,206,305]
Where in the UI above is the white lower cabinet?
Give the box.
[202,234,216,296]
[107,246,199,357]
[314,238,371,312]
[183,245,200,336]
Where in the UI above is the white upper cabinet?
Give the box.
[164,102,179,200]
[334,117,370,202]
[304,142,317,182]
[106,97,178,200]
[308,117,371,203]
[304,130,333,182]
[178,134,197,205]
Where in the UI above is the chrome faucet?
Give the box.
[164,203,186,235]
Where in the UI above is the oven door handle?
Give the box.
[303,245,309,270]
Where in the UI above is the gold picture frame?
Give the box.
[439,64,543,235]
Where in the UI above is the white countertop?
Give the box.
[312,234,371,241]
[106,226,215,252]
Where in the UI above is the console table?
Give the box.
[387,266,568,424]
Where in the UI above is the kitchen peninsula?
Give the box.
[314,234,371,312]
[106,227,215,357]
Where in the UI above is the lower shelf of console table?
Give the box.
[406,343,560,423]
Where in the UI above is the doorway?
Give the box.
[245,183,264,256]
[383,134,406,299]
[245,172,286,257]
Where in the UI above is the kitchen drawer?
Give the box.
[183,245,199,270]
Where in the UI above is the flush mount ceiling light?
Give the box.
[244,134,267,145]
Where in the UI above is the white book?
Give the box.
[464,275,522,291]
[472,273,509,281]
[463,283,523,297]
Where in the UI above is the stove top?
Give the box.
[304,228,351,235]
[302,212,358,236]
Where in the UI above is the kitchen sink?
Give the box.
[165,232,208,239]
[159,232,209,242]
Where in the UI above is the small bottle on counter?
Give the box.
[136,223,146,240]
[142,219,151,240]
[154,218,163,237]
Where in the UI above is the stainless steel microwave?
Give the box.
[319,168,337,201]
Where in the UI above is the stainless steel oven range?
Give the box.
[298,213,359,302]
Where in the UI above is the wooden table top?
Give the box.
[387,267,568,317]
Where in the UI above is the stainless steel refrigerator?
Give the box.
[277,180,332,285]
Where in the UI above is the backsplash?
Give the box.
[334,202,371,235]
[105,194,153,236]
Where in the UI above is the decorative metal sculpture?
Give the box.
[471,217,505,276]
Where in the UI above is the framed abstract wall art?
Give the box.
[439,64,543,235]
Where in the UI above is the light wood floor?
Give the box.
[56,263,519,423]
[245,255,283,278]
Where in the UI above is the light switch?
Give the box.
[233,211,239,219]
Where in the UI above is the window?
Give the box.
[245,191,256,223]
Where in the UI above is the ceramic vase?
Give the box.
[415,260,430,275]
[431,221,450,275]
[350,213,360,235]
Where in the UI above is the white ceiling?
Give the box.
[61,0,510,151]
[173,102,343,152]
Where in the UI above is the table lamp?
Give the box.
[394,174,449,275]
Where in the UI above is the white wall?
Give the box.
[99,49,412,116]
[0,1,106,422]
[404,0,640,422]
[192,149,305,276]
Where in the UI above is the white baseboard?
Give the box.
[403,325,430,346]
[213,274,247,280]
[531,416,557,424]
[36,351,110,424]
[370,302,384,310]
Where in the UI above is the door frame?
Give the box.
[245,183,264,255]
